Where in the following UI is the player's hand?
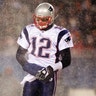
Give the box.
[36,66,54,82]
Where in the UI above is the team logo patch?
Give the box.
[48,6,53,12]
[65,36,71,42]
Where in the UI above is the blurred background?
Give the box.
[0,0,96,96]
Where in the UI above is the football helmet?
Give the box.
[34,2,55,29]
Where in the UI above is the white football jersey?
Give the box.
[17,24,73,84]
[17,24,73,70]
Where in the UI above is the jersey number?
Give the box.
[31,37,51,58]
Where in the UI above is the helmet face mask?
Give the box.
[34,15,52,29]
[34,3,55,30]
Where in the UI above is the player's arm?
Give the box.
[16,46,27,66]
[54,29,73,70]
[16,46,45,76]
[59,48,71,69]
[51,48,71,71]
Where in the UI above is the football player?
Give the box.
[16,2,73,96]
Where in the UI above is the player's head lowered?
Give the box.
[33,2,55,30]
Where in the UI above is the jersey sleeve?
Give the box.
[17,27,30,49]
[58,30,74,51]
